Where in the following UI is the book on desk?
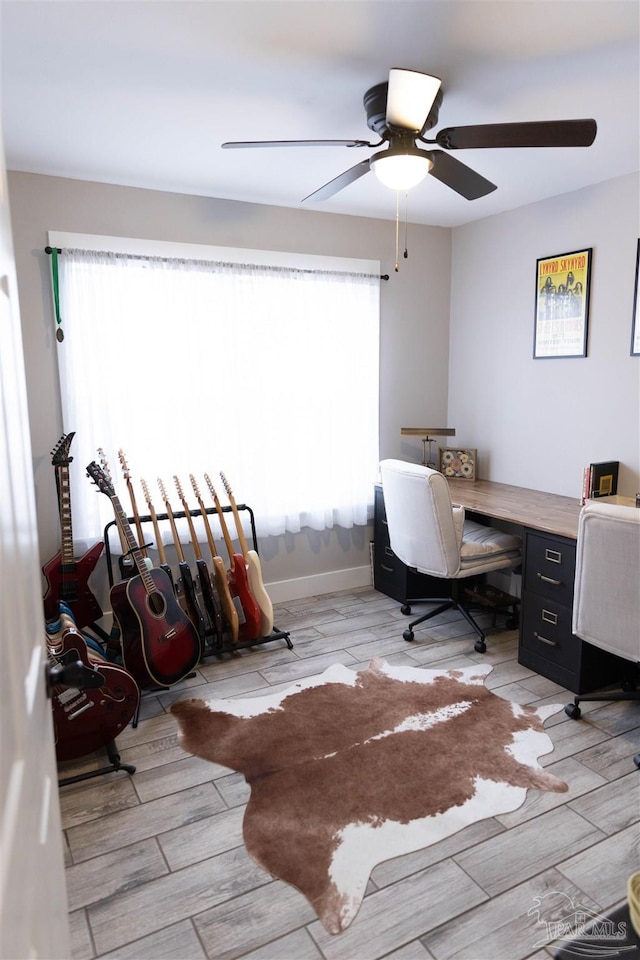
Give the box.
[581,460,619,504]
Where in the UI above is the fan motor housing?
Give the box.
[364,81,443,138]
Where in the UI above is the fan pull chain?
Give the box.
[404,193,409,260]
[394,192,400,272]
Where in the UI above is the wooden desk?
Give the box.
[446,478,581,540]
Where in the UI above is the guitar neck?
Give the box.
[222,482,251,562]
[126,480,147,557]
[142,485,168,566]
[180,501,204,561]
[56,463,75,567]
[110,492,154,587]
[160,490,186,563]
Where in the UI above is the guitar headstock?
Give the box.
[86,460,115,498]
[174,475,188,505]
[157,477,170,506]
[140,477,152,507]
[97,447,114,483]
[204,472,220,505]
[118,449,131,482]
[51,432,75,466]
[220,472,233,499]
[190,473,204,504]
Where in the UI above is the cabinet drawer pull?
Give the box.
[537,572,562,586]
[545,548,562,564]
[534,632,557,647]
[380,563,394,573]
[384,546,394,557]
[542,609,558,625]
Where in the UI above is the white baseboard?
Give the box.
[266,565,372,604]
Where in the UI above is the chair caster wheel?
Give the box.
[505,616,519,629]
[403,629,415,642]
[565,703,581,720]
[401,605,411,616]
[474,639,486,653]
[634,754,640,770]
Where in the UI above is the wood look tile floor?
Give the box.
[58,587,640,960]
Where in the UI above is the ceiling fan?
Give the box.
[222,68,597,203]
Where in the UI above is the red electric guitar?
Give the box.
[47,609,140,762]
[205,473,262,642]
[42,432,105,628]
[86,460,201,689]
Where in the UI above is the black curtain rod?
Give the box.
[45,246,389,280]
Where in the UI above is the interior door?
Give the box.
[0,129,70,956]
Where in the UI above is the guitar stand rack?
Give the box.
[58,739,136,787]
[103,501,293,664]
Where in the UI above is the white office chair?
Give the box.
[564,501,640,754]
[379,459,522,653]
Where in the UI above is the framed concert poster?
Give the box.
[534,247,592,359]
[631,239,640,356]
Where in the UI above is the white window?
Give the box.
[50,234,380,544]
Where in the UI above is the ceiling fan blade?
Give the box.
[386,68,442,132]
[302,159,371,202]
[435,119,597,150]
[222,139,375,149]
[428,151,497,200]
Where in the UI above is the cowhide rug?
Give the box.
[171,658,567,934]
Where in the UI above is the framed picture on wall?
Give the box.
[439,448,477,481]
[631,239,640,356]
[533,247,592,359]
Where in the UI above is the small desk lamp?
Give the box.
[401,427,456,467]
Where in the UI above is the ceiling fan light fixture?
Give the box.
[386,68,442,132]
[371,147,433,191]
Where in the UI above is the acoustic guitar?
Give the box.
[220,472,274,636]
[157,477,206,659]
[98,448,136,581]
[42,432,105,628]
[190,474,239,646]
[205,473,262,642]
[174,475,224,649]
[86,460,200,689]
[47,609,140,762]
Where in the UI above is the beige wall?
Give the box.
[7,171,452,600]
[449,173,640,499]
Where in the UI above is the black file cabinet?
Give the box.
[518,529,624,694]
[373,485,445,606]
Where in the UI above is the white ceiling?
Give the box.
[2,1,639,227]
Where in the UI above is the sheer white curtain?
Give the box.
[55,248,380,544]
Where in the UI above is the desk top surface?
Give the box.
[446,478,582,540]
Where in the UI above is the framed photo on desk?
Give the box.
[534,247,591,358]
[439,448,477,480]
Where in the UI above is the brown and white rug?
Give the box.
[171,658,567,933]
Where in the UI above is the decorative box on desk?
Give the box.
[373,485,445,606]
[518,529,625,694]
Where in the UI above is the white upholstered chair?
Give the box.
[564,500,640,744]
[379,459,522,653]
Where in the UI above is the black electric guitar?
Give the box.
[158,477,207,660]
[42,433,105,628]
[86,461,200,689]
[174,475,224,649]
[47,608,140,762]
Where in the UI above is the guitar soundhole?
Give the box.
[147,591,167,617]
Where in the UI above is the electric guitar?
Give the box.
[140,478,175,593]
[47,609,140,762]
[190,474,239,646]
[174,475,224,649]
[205,473,262,642]
[86,461,200,689]
[118,449,148,559]
[98,448,135,581]
[157,477,206,660]
[220,472,274,637]
[42,432,105,628]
